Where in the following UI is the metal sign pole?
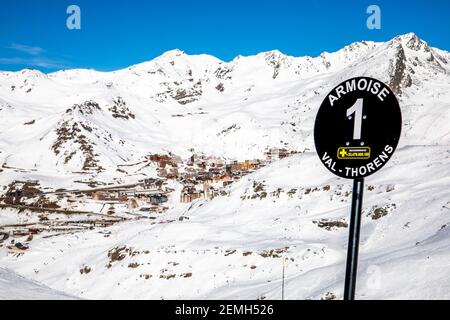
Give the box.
[281,257,285,300]
[344,178,364,300]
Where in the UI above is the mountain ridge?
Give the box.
[1,32,446,76]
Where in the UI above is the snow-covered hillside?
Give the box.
[0,267,76,300]
[0,33,449,299]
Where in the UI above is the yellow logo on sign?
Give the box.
[337,147,371,159]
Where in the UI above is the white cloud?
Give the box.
[0,57,68,69]
[2,44,72,70]
[7,43,45,56]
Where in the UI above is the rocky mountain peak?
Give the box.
[391,32,430,52]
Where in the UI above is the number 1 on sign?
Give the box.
[347,98,363,140]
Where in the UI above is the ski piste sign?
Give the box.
[314,77,401,179]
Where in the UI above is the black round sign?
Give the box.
[314,77,402,179]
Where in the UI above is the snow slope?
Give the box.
[0,33,449,299]
[0,267,76,300]
[1,146,449,300]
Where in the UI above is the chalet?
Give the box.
[180,178,196,186]
[265,148,279,162]
[197,173,214,184]
[279,148,290,159]
[239,160,259,171]
[92,191,127,202]
[138,205,168,214]
[222,160,258,173]
[265,148,292,161]
[211,162,224,168]
[143,178,164,190]
[212,173,233,184]
[208,168,222,175]
[166,173,178,180]
[203,184,220,199]
[230,161,241,172]
[149,153,181,168]
[185,166,197,173]
[207,156,225,168]
[180,186,205,203]
[197,161,207,169]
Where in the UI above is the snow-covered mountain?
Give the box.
[1,32,448,178]
[0,33,449,299]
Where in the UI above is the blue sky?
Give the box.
[0,0,449,72]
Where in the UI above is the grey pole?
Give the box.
[281,257,285,300]
[344,178,364,300]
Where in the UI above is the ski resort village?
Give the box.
[0,144,298,267]
[0,148,293,248]
[1,33,450,299]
